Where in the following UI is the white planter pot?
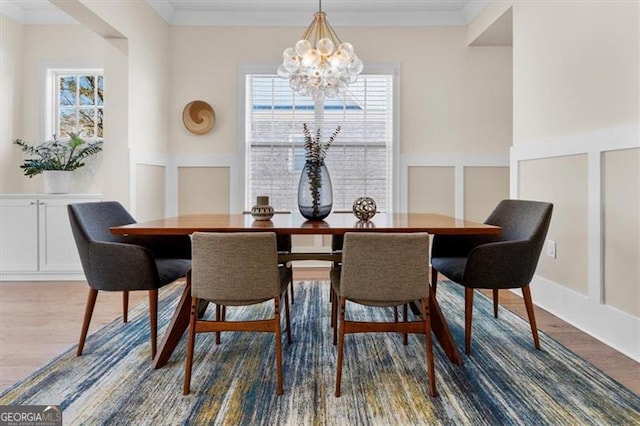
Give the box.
[43,170,73,194]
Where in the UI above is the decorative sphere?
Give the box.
[348,57,364,75]
[295,39,312,56]
[317,38,335,56]
[352,196,377,221]
[283,47,296,60]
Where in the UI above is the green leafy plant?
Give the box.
[14,133,103,178]
[302,123,341,217]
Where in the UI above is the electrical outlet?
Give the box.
[546,240,556,259]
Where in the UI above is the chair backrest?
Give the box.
[68,201,136,245]
[485,199,553,281]
[485,200,553,242]
[340,232,430,306]
[68,201,137,283]
[191,232,281,305]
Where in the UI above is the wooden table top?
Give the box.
[110,212,501,236]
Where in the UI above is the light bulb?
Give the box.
[317,38,335,56]
[339,42,355,58]
[301,49,321,68]
[283,47,296,60]
[284,56,300,73]
[348,58,364,75]
[277,64,291,79]
[295,39,312,56]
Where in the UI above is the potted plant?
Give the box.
[14,132,103,194]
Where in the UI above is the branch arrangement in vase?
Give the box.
[302,123,341,217]
[14,133,103,178]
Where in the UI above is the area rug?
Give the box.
[1,281,639,425]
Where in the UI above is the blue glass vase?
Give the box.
[297,160,333,220]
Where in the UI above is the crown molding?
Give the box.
[1,2,77,25]
[3,0,487,27]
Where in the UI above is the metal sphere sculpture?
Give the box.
[352,197,377,221]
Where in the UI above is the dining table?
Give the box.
[110,211,501,369]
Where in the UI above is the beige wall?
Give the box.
[135,164,165,222]
[602,149,639,316]
[519,155,589,295]
[407,167,455,215]
[0,16,24,194]
[177,167,230,215]
[168,26,512,157]
[80,1,171,155]
[512,1,638,318]
[464,166,509,222]
[513,2,638,144]
[0,22,105,194]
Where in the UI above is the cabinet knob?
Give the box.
[39,201,45,205]
[30,201,36,205]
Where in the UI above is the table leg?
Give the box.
[152,272,209,369]
[409,292,463,365]
[428,291,463,365]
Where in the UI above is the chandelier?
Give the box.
[278,0,363,101]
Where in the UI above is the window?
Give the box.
[46,70,104,139]
[244,70,395,213]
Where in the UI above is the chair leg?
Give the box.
[215,304,222,345]
[422,298,437,397]
[122,291,129,323]
[493,289,499,318]
[464,288,474,355]
[274,298,284,395]
[149,289,158,359]
[403,303,409,345]
[77,288,98,356]
[284,291,292,344]
[335,297,346,397]
[289,272,294,304]
[522,285,541,350]
[332,288,338,345]
[183,297,198,395]
[431,267,438,295]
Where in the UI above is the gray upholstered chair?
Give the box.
[330,232,437,397]
[68,201,191,358]
[431,199,553,355]
[183,232,292,396]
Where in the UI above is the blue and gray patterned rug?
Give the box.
[2,281,639,425]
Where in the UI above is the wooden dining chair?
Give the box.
[68,201,191,359]
[330,232,437,397]
[183,232,292,396]
[431,199,553,354]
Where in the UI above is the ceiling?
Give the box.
[1,0,488,26]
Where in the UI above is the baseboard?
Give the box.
[529,275,639,362]
[0,272,87,281]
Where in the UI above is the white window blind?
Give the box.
[245,73,393,213]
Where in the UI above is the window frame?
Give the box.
[44,68,104,141]
[238,63,401,214]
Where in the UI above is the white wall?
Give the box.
[0,15,24,194]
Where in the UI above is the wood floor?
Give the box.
[1,268,638,394]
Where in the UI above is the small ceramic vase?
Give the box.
[251,196,274,221]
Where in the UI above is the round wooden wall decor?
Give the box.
[182,100,215,135]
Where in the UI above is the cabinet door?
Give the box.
[0,199,39,272]
[38,198,98,272]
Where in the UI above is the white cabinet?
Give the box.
[0,194,101,280]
